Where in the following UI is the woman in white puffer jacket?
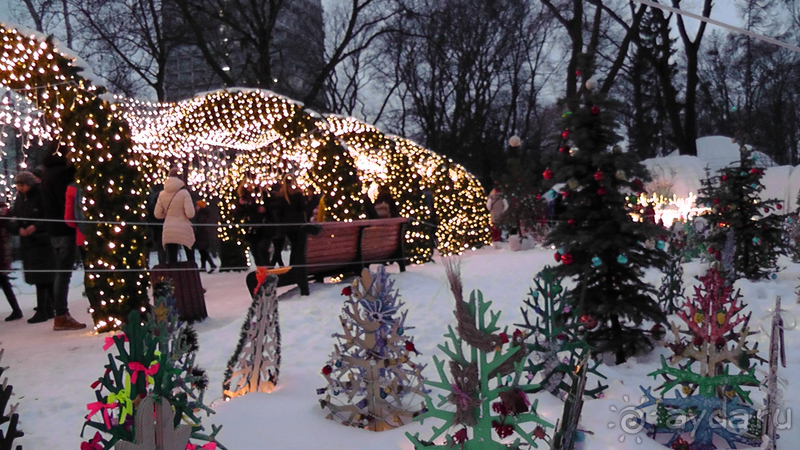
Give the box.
[154,168,196,264]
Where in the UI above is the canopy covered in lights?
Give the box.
[117,89,492,263]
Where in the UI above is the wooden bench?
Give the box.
[275,217,409,295]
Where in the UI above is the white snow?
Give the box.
[1,246,798,450]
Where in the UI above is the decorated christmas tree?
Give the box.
[0,347,23,450]
[696,145,786,281]
[658,229,686,315]
[223,269,281,399]
[636,267,762,450]
[544,72,668,364]
[318,266,426,431]
[406,261,552,449]
[81,280,225,450]
[517,267,607,399]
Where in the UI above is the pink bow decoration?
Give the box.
[86,401,118,430]
[103,333,128,351]
[450,384,473,409]
[186,443,217,450]
[80,432,103,450]
[128,361,159,385]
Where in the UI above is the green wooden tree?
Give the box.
[406,263,552,449]
[517,267,607,399]
[81,280,225,450]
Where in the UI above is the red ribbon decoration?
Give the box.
[128,362,159,385]
[86,401,117,430]
[103,333,128,351]
[80,432,103,450]
[186,443,217,450]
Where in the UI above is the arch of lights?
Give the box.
[117,90,492,264]
[0,22,490,331]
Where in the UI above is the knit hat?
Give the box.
[14,171,37,187]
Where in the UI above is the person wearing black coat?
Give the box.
[12,171,56,324]
[145,183,166,266]
[192,200,218,273]
[41,150,86,330]
[235,185,274,267]
[271,179,306,267]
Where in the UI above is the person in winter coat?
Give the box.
[12,171,56,324]
[64,182,87,259]
[373,186,399,219]
[145,183,166,266]
[272,177,306,267]
[235,184,273,267]
[486,187,509,243]
[0,201,22,321]
[41,150,86,330]
[154,169,196,264]
[192,200,217,273]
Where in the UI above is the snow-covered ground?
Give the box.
[1,245,798,450]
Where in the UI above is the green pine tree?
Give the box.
[696,145,786,281]
[544,74,668,364]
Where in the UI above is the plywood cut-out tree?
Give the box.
[636,267,762,450]
[114,396,190,450]
[81,280,224,450]
[406,261,553,449]
[0,347,23,450]
[318,266,426,431]
[223,272,281,399]
[517,267,607,400]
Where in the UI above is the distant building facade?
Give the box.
[163,0,326,108]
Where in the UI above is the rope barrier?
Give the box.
[2,256,412,274]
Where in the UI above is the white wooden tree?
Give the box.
[222,274,281,399]
[115,396,191,450]
[318,267,427,431]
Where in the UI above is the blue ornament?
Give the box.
[753,237,760,244]
[741,171,747,176]
[397,327,404,336]
[731,106,738,112]
[656,240,665,250]
[535,307,543,314]
[380,390,388,399]
[788,218,794,224]
[753,154,759,161]
[751,183,758,189]
[591,256,602,267]
[617,254,628,264]
[575,431,586,443]
[505,375,513,384]
[558,247,566,254]
[335,360,342,367]
[772,273,778,280]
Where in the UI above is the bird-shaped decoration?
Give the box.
[445,259,505,353]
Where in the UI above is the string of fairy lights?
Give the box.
[0,22,490,332]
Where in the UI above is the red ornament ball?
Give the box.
[590,105,600,115]
[693,335,704,346]
[341,286,353,296]
[593,169,605,181]
[721,174,727,181]
[765,207,770,213]
[560,253,574,264]
[597,187,607,196]
[715,337,726,347]
[568,219,576,225]
[554,252,562,262]
[543,168,553,180]
[533,426,547,439]
[322,365,333,375]
[713,198,720,204]
[778,204,783,210]
[561,130,571,140]
[559,146,568,153]
[561,190,569,199]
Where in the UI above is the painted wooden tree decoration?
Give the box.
[636,267,762,450]
[0,348,23,450]
[81,280,225,449]
[115,396,190,450]
[550,353,591,450]
[517,267,607,400]
[406,261,553,449]
[657,231,685,315]
[223,272,281,399]
[318,266,427,431]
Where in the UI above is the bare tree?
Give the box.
[15,0,73,47]
[70,0,174,100]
